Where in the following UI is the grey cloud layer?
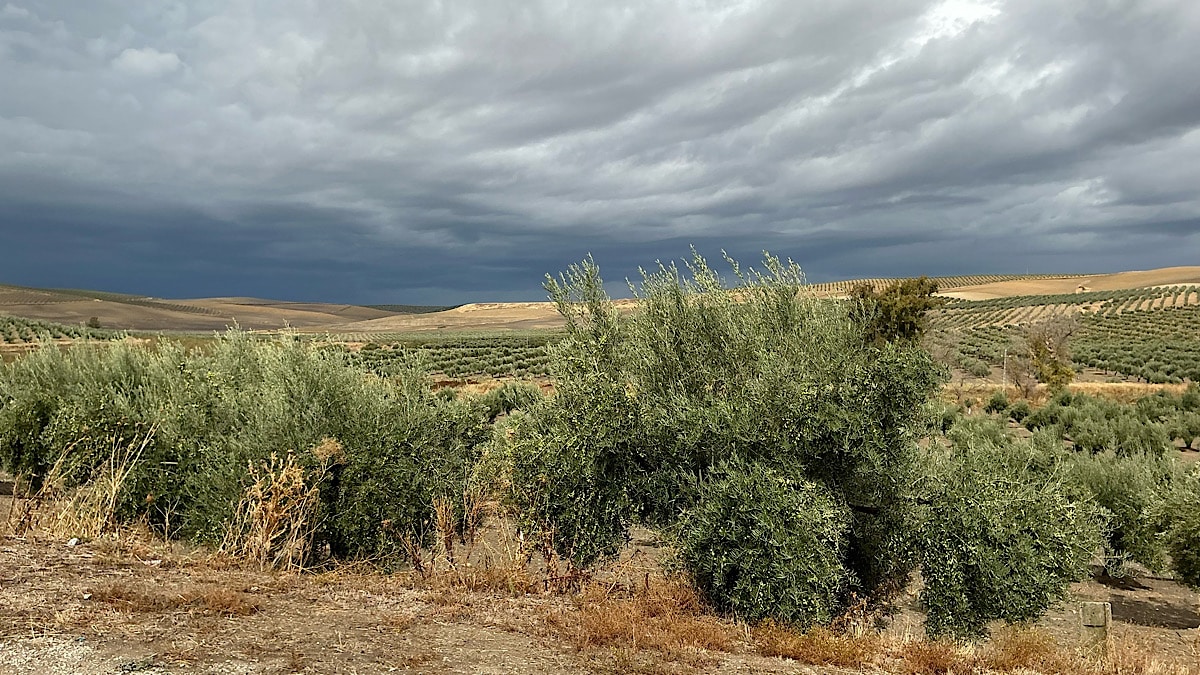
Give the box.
[1,0,1198,302]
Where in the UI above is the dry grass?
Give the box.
[47,434,152,539]
[754,622,880,668]
[91,580,259,616]
[420,559,540,596]
[1068,382,1193,403]
[1090,634,1199,675]
[981,627,1076,674]
[432,494,458,567]
[404,498,541,596]
[220,441,340,571]
[942,382,1193,408]
[2,433,153,539]
[751,623,1199,675]
[547,576,738,660]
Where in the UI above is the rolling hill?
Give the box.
[4,266,1200,334]
[0,284,439,332]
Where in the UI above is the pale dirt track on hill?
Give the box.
[323,302,567,333]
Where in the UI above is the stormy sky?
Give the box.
[2,1,1198,304]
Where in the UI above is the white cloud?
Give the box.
[111,46,181,77]
[1,4,31,19]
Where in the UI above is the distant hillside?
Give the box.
[326,267,1200,335]
[6,267,1200,335]
[0,283,403,332]
[805,273,1092,296]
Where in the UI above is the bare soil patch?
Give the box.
[0,529,849,675]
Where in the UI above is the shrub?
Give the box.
[984,391,1008,415]
[946,415,1009,448]
[675,461,851,626]
[502,374,641,568]
[1006,399,1032,423]
[1023,392,1172,457]
[929,402,961,433]
[966,359,991,378]
[1163,467,1200,589]
[919,444,1102,639]
[0,332,487,563]
[1059,451,1176,574]
[502,253,944,590]
[474,381,543,421]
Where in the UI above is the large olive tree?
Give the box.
[499,252,1101,638]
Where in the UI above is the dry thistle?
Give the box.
[401,532,428,578]
[432,495,457,568]
[220,451,320,571]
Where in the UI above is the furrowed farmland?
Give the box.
[2,263,1199,674]
[0,315,117,343]
[341,332,557,379]
[806,272,1091,296]
[932,284,1200,384]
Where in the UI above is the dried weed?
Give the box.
[897,637,976,675]
[982,627,1076,674]
[548,576,738,660]
[220,443,338,571]
[754,622,880,669]
[91,581,259,617]
[4,433,152,539]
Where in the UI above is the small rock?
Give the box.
[66,538,79,547]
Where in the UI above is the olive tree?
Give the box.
[498,251,1102,638]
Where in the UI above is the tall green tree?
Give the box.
[850,276,943,344]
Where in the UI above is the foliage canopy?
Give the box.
[497,251,1099,638]
[850,276,943,344]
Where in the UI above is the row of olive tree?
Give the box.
[0,332,488,561]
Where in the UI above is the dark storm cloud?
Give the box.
[1,0,1199,303]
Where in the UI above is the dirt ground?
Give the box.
[0,525,853,675]
[2,510,1198,675]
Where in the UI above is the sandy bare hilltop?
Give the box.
[3,267,1200,334]
[0,286,408,332]
[324,301,567,333]
[939,267,1200,300]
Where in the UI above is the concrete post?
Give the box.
[1080,601,1112,656]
